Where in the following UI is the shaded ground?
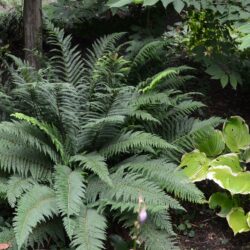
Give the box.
[178,204,250,250]
[196,79,250,124]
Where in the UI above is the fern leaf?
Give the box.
[7,176,36,208]
[72,206,107,250]
[92,171,182,212]
[54,165,85,238]
[12,113,68,163]
[0,228,17,250]
[141,221,179,250]
[14,185,58,249]
[70,153,112,186]
[101,131,177,157]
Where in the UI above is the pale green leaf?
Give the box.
[210,153,242,173]
[194,129,225,157]
[107,0,132,7]
[179,150,209,182]
[207,166,250,195]
[226,208,250,235]
[143,0,159,6]
[223,116,250,152]
[209,192,236,217]
[161,0,173,8]
[173,0,185,13]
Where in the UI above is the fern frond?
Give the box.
[12,113,68,163]
[0,228,17,250]
[14,185,58,249]
[72,206,107,250]
[70,153,112,186]
[85,33,126,71]
[131,40,165,70]
[54,165,85,238]
[123,156,204,203]
[27,220,65,249]
[100,171,182,212]
[46,20,85,86]
[140,221,179,250]
[7,176,36,208]
[101,131,177,158]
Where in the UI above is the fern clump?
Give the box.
[0,21,221,249]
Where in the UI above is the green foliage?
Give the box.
[0,21,221,249]
[72,206,107,250]
[186,10,243,89]
[180,116,250,234]
[14,185,58,249]
[107,0,250,17]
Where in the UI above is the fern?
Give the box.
[140,220,179,250]
[54,165,85,238]
[46,20,85,86]
[101,131,177,157]
[72,206,107,250]
[14,185,58,249]
[70,153,112,186]
[7,176,36,208]
[0,23,222,250]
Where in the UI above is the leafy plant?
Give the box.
[107,0,250,17]
[0,20,222,249]
[180,116,250,234]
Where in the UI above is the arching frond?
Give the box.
[14,185,58,249]
[54,165,85,238]
[72,206,107,250]
[70,153,112,186]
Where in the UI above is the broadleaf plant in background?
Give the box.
[180,116,250,235]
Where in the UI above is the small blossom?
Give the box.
[138,207,147,224]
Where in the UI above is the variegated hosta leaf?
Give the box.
[207,166,250,194]
[209,192,237,218]
[210,153,242,173]
[247,212,250,228]
[179,150,210,182]
[242,147,250,163]
[194,129,225,157]
[226,208,250,235]
[223,116,250,152]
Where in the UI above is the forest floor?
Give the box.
[179,80,250,250]
[178,204,250,250]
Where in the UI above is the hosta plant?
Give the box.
[180,116,250,234]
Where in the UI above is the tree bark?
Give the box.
[23,0,42,69]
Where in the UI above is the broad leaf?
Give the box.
[209,192,236,217]
[161,0,173,8]
[210,153,242,173]
[223,116,250,152]
[180,150,209,182]
[207,166,250,194]
[107,0,132,7]
[173,0,185,13]
[226,208,250,235]
[143,0,159,6]
[242,147,250,163]
[194,129,225,157]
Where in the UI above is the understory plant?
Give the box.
[0,21,222,250]
[180,116,250,235]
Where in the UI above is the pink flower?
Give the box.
[138,207,147,224]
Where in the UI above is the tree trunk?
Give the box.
[23,0,42,69]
